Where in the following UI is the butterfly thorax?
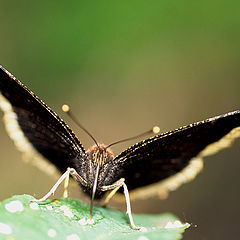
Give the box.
[79,144,116,198]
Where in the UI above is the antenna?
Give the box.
[62,104,99,147]
[106,126,160,148]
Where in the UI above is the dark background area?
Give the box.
[0,1,239,239]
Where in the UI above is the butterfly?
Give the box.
[0,65,240,229]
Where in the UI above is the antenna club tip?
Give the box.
[152,126,160,134]
[62,104,70,112]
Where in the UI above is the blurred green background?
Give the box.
[0,1,239,239]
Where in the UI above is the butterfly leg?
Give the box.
[63,168,70,198]
[63,167,88,198]
[101,185,122,207]
[101,179,143,230]
[32,167,87,202]
[32,168,71,202]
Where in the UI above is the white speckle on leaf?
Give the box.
[0,222,12,235]
[64,209,74,218]
[137,236,149,240]
[60,205,74,218]
[5,200,24,213]
[87,219,94,225]
[30,202,39,210]
[165,221,174,229]
[78,218,87,226]
[46,205,53,210]
[66,233,80,240]
[173,220,184,228]
[164,220,187,229]
[60,205,68,211]
[139,227,147,232]
[47,228,56,238]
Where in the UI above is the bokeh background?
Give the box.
[0,1,239,239]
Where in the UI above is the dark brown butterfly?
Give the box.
[0,65,239,229]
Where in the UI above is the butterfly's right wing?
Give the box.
[113,110,240,200]
[0,66,86,176]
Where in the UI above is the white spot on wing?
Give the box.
[5,200,24,213]
[0,222,12,235]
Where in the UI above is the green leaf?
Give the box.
[0,195,189,240]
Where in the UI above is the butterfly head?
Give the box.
[86,144,114,168]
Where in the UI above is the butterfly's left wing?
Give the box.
[0,66,86,177]
[113,110,240,199]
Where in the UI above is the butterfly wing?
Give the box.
[0,66,86,175]
[113,110,240,199]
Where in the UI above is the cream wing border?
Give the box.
[0,94,59,178]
